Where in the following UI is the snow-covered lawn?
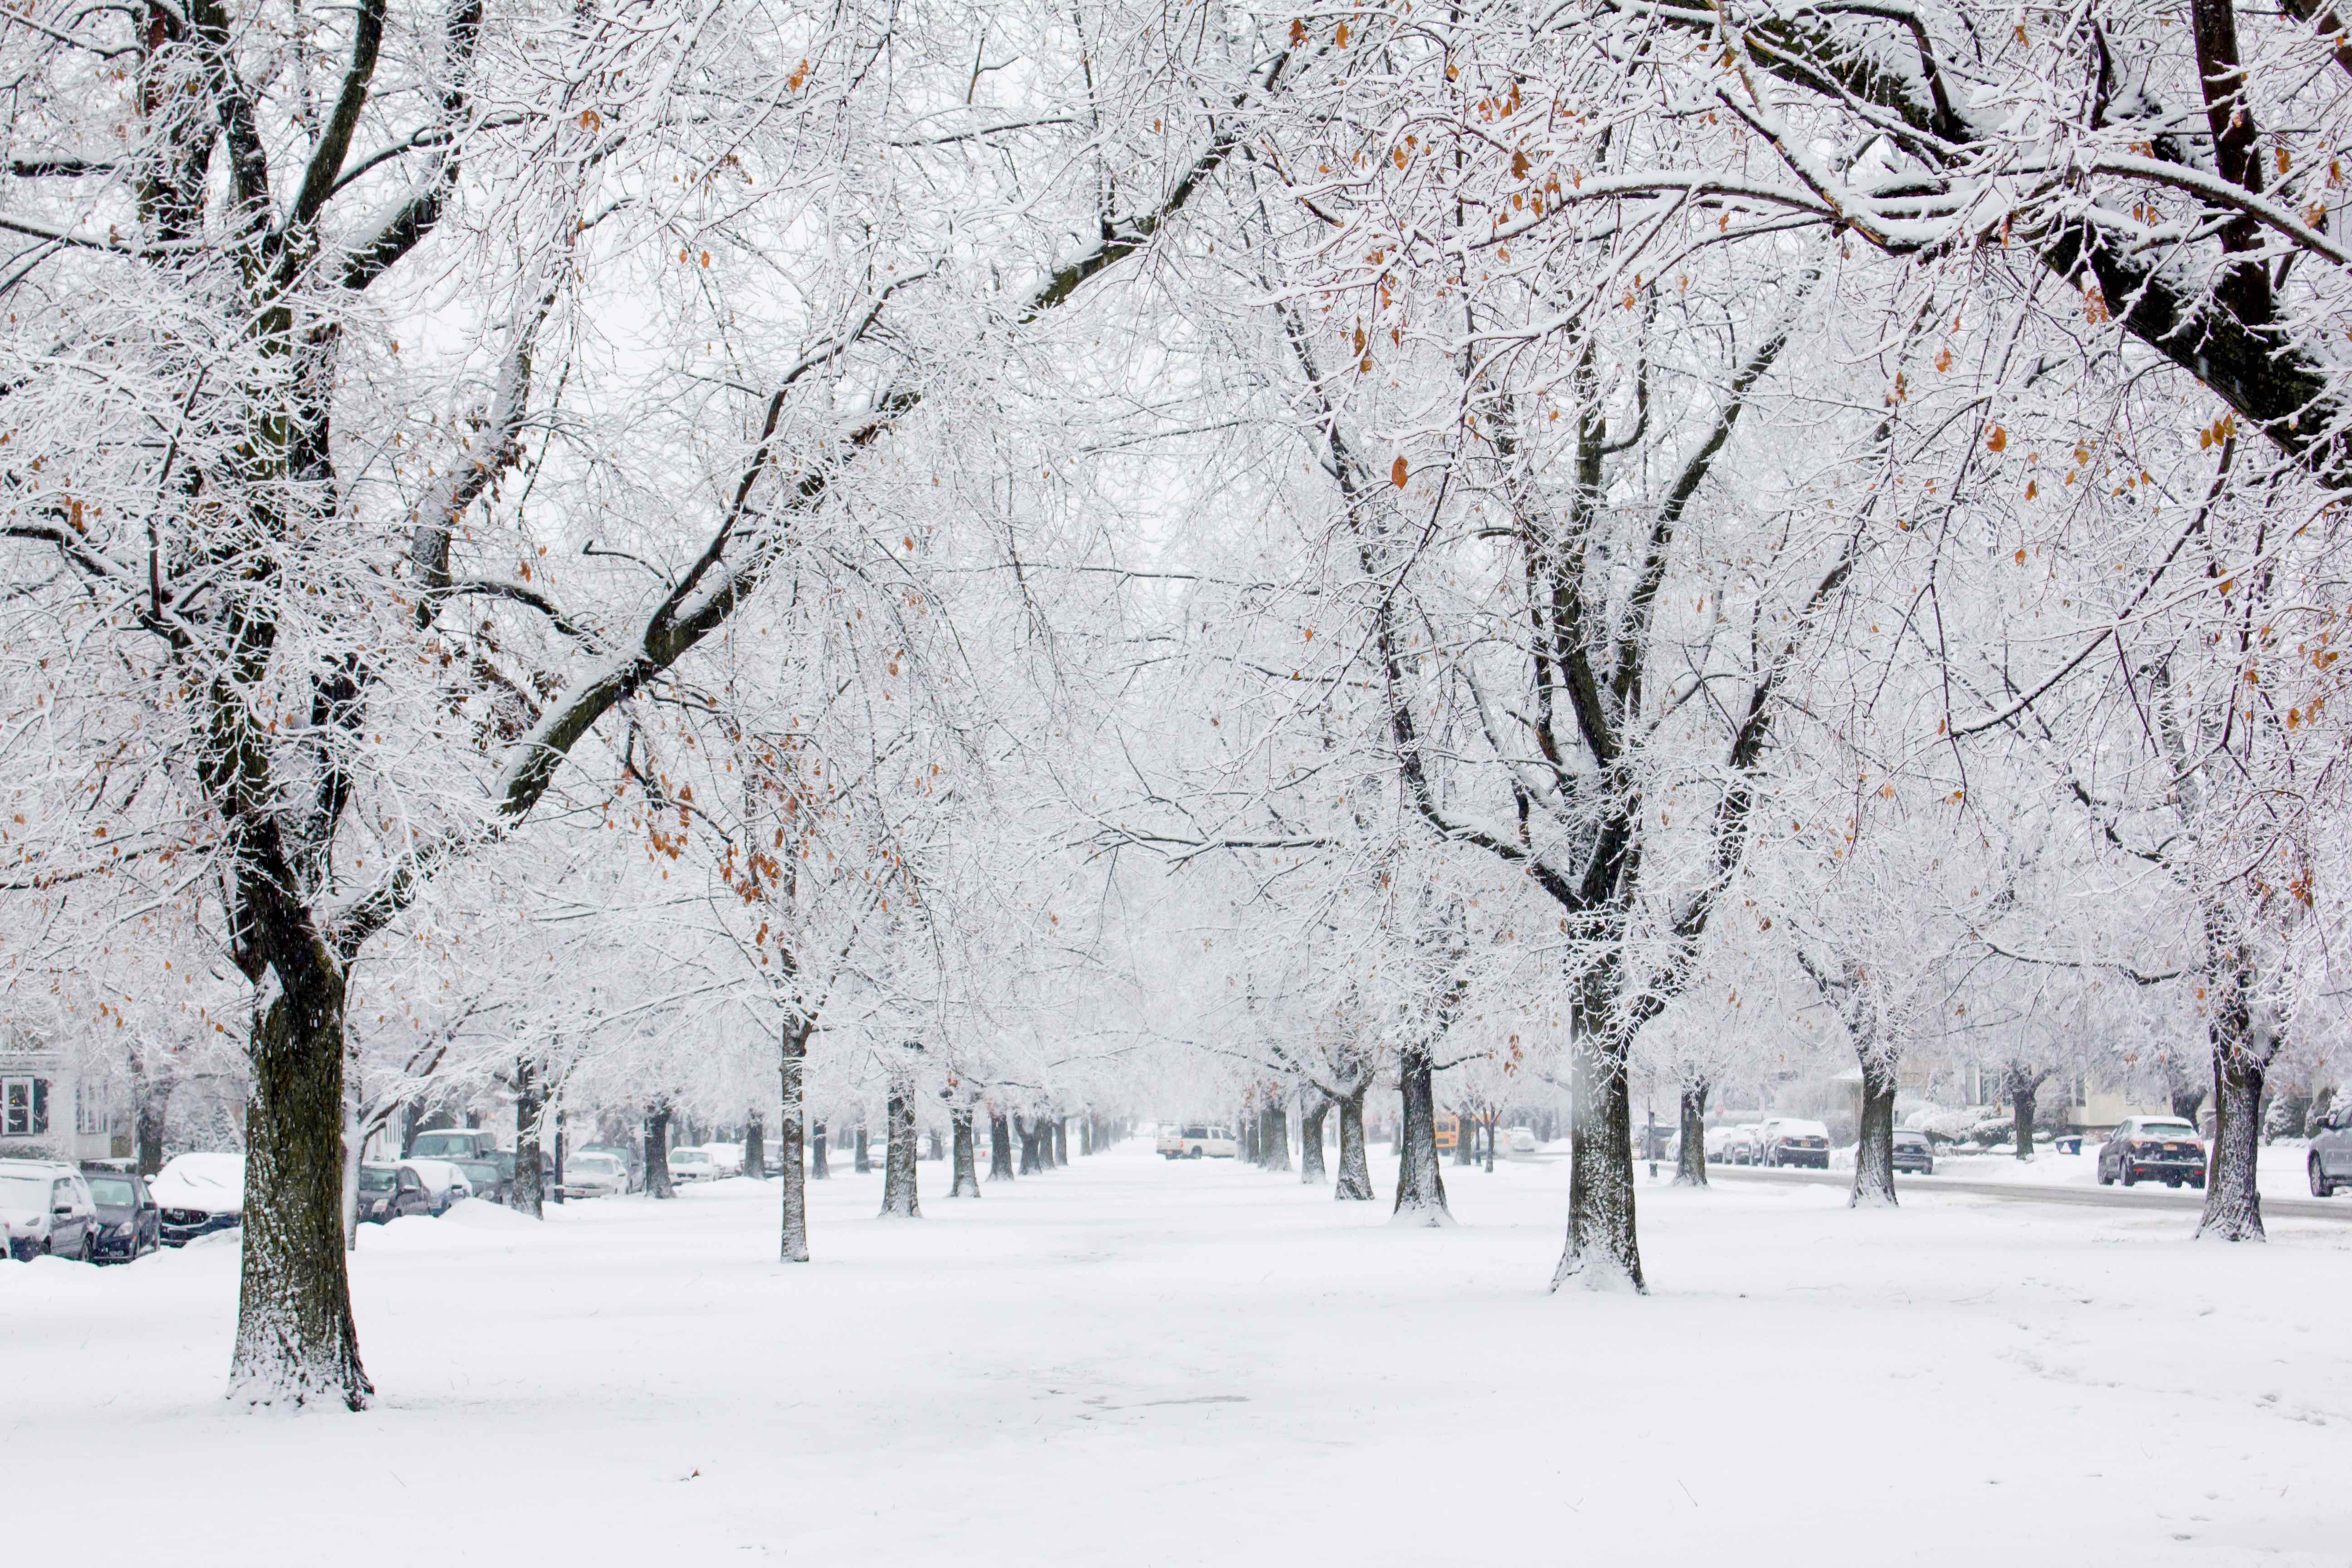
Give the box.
[7,1140,2347,1564]
[1924,1140,2320,1197]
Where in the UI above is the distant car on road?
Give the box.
[1503,1126,1539,1155]
[357,1162,436,1223]
[561,1152,630,1199]
[81,1168,161,1261]
[152,1151,244,1245]
[450,1156,511,1205]
[1722,1124,1762,1165]
[0,1159,97,1261]
[1156,1124,1237,1159]
[2308,1105,2352,1196]
[2096,1117,2207,1189]
[1759,1118,1831,1169]
[1891,1129,1935,1175]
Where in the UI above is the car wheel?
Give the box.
[2097,1160,2112,1186]
[2312,1158,2334,1198]
[2120,1164,2136,1187]
[2164,1176,2180,1188]
[2189,1174,2205,1190]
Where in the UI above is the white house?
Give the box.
[0,1034,129,1164]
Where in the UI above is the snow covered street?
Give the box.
[8,1138,2349,1564]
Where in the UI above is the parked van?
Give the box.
[1156,1124,1238,1159]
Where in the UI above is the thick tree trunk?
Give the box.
[1262,1100,1291,1172]
[1674,1079,1709,1187]
[1333,1083,1374,1200]
[779,1024,809,1261]
[743,1113,765,1181]
[989,1110,1016,1180]
[2199,997,2268,1241]
[810,1121,829,1180]
[1053,1117,1068,1166]
[950,1105,981,1196]
[2009,1076,2037,1160]
[1392,1049,1451,1224]
[644,1105,675,1199]
[549,1109,565,1205]
[512,1056,544,1219]
[1017,1116,1042,1174]
[1553,994,1643,1291]
[1453,1108,1477,1166]
[1078,1117,1093,1156]
[1850,1050,1897,1209]
[853,1122,871,1174]
[1299,1094,1328,1183]
[229,967,372,1410]
[879,1081,921,1218]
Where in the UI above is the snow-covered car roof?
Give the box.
[152,1152,245,1212]
[398,1158,474,1195]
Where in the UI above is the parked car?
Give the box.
[1759,1118,1832,1169]
[406,1128,501,1162]
[450,1156,510,1205]
[397,1158,474,1215]
[1891,1129,1935,1175]
[666,1147,718,1184]
[81,1167,161,1261]
[1156,1123,1238,1159]
[0,1158,97,1261]
[1503,1126,1539,1155]
[2308,1103,2352,1196]
[2097,1117,2207,1188]
[357,1162,436,1223]
[561,1151,630,1199]
[692,1142,745,1176]
[152,1151,244,1245]
[1722,1124,1762,1165]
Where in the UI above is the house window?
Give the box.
[3,1077,48,1136]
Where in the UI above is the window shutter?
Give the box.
[31,1078,48,1135]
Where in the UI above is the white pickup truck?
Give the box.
[1156,1123,1238,1160]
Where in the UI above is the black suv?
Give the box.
[81,1167,161,1261]
[1891,1129,1935,1175]
[2097,1117,2207,1189]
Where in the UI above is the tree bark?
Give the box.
[1392,1048,1451,1224]
[853,1122,871,1175]
[228,967,371,1410]
[1299,1093,1328,1183]
[512,1056,544,1219]
[1333,1083,1374,1200]
[779,1022,809,1261]
[2006,1068,2038,1161]
[1018,1116,1042,1174]
[1453,1107,1477,1166]
[989,1110,1016,1180]
[810,1120,829,1180]
[950,1105,981,1196]
[1262,1099,1291,1172]
[1850,1050,1897,1209]
[1553,972,1644,1291]
[2198,987,2268,1241]
[135,1076,170,1176]
[879,1078,920,1218]
[1078,1116,1093,1156]
[743,1112,765,1181]
[1053,1117,1068,1166]
[1674,1078,1709,1187]
[643,1104,675,1200]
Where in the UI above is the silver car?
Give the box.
[2310,1105,2352,1196]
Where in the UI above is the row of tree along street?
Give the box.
[5,0,2350,1409]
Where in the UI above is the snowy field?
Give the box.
[8,1138,2349,1565]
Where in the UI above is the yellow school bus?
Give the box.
[1434,1113,1460,1152]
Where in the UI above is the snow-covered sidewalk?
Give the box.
[5,1141,2347,1564]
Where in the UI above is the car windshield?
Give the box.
[575,1156,621,1174]
[409,1134,473,1157]
[0,1172,50,1209]
[2137,1122,2198,1139]
[358,1167,396,1191]
[1894,1132,1927,1146]
[86,1176,137,1205]
[455,1161,499,1183]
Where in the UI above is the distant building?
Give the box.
[0,1033,130,1163]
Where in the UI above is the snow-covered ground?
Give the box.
[7,1139,2348,1564]
[1836,1139,2323,1197]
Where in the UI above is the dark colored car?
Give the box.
[357,1162,436,1224]
[2097,1116,2207,1189]
[1891,1129,1935,1175]
[450,1156,508,1205]
[1759,1118,1832,1169]
[82,1168,161,1262]
[2309,1104,2352,1196]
